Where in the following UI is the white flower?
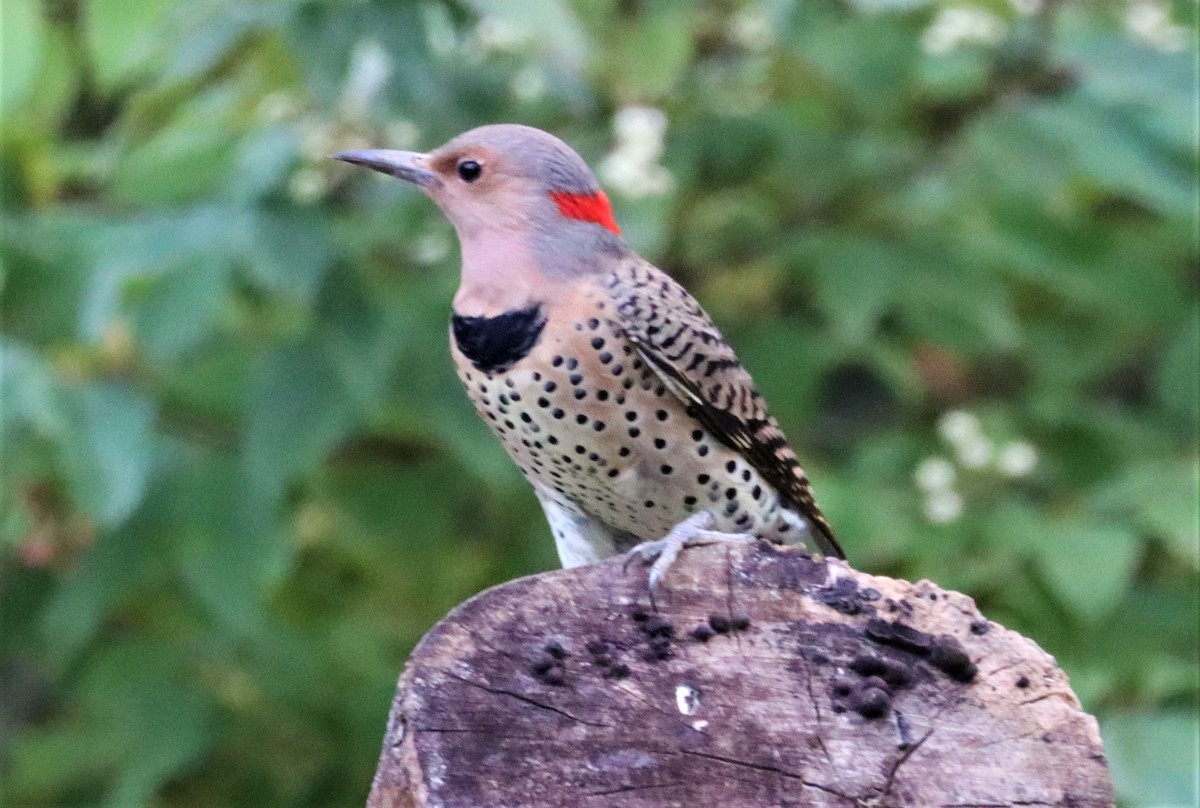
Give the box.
[341,39,392,119]
[257,92,298,123]
[1010,0,1043,16]
[997,441,1038,477]
[924,489,964,524]
[731,6,775,52]
[956,434,994,469]
[300,119,336,160]
[1125,0,1188,52]
[510,67,546,102]
[613,107,669,159]
[921,6,1006,55]
[600,107,675,198]
[473,15,531,54]
[600,153,674,198]
[914,457,957,492]
[289,168,326,204]
[938,409,982,446]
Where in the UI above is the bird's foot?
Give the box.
[625,511,755,595]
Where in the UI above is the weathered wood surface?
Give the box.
[367,542,1113,807]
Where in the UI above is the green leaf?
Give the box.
[78,208,242,340]
[917,49,991,102]
[0,0,44,112]
[899,266,1023,353]
[60,382,156,528]
[1095,459,1200,565]
[245,211,335,303]
[800,13,923,120]
[1061,22,1195,156]
[109,87,241,205]
[159,2,289,83]
[804,233,905,346]
[41,516,157,667]
[1157,310,1200,433]
[224,126,302,204]
[1034,521,1140,622]
[243,341,359,497]
[131,257,233,363]
[604,4,694,98]
[86,0,175,91]
[1023,94,1195,216]
[172,454,282,637]
[9,641,216,804]
[0,340,69,441]
[1103,710,1200,808]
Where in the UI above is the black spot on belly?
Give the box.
[452,304,547,374]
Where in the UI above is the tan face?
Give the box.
[420,142,538,236]
[333,123,608,244]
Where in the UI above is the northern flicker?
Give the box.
[334,124,843,585]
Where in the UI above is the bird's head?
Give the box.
[334,124,623,247]
[335,124,632,312]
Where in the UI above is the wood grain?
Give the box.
[367,542,1113,807]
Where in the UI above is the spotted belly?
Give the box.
[450,313,800,544]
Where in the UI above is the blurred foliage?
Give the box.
[0,0,1196,805]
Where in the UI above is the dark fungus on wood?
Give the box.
[367,542,1113,808]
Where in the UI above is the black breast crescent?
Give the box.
[451,304,547,374]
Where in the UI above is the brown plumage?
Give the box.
[606,260,841,557]
[335,124,843,574]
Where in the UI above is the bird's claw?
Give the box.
[625,512,755,594]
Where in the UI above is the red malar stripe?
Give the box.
[550,190,621,235]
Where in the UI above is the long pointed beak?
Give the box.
[332,149,439,188]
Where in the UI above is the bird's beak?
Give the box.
[332,149,439,189]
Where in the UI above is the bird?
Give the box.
[333,124,843,587]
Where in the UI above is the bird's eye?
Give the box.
[457,159,482,182]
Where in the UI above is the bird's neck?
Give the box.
[452,227,627,318]
[452,232,548,317]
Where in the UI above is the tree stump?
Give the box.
[367,542,1113,807]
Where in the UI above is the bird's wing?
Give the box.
[603,260,843,558]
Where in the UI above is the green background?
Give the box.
[1,0,1196,805]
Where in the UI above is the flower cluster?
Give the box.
[510,66,547,102]
[730,4,775,53]
[282,38,425,205]
[1125,0,1189,52]
[921,6,1006,55]
[914,410,1039,524]
[472,15,533,55]
[599,107,675,198]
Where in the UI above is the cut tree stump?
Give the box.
[367,542,1113,807]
